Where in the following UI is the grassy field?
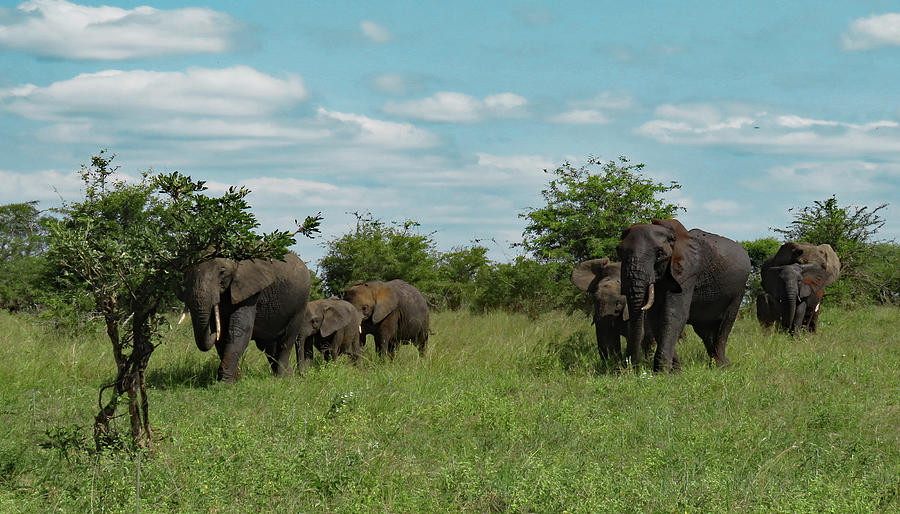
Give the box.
[0,305,897,512]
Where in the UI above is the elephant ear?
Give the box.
[319,305,343,338]
[798,263,826,298]
[652,218,698,290]
[570,258,610,292]
[372,284,399,323]
[230,258,279,304]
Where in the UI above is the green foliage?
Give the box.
[471,257,582,317]
[741,237,783,299]
[319,212,439,295]
[773,195,894,306]
[0,307,897,511]
[426,244,490,310]
[518,156,683,263]
[0,201,50,311]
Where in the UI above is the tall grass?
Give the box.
[0,306,897,512]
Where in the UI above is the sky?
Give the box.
[0,0,898,266]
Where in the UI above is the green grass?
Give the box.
[0,306,897,512]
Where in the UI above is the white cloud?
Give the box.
[316,107,438,148]
[383,91,529,122]
[360,20,391,44]
[751,161,900,195]
[551,91,633,125]
[0,0,242,59]
[550,109,609,125]
[702,199,741,216]
[637,102,900,156]
[372,73,410,95]
[842,13,900,51]
[2,66,308,120]
[0,167,138,204]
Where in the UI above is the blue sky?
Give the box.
[1,1,898,265]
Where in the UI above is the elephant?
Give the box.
[570,258,670,364]
[297,297,364,365]
[757,263,827,334]
[616,219,751,372]
[180,252,311,382]
[343,279,429,359]
[761,242,840,332]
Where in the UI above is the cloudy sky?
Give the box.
[1,1,898,265]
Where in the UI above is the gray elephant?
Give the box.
[343,279,429,359]
[570,258,668,364]
[617,219,750,372]
[757,263,826,334]
[180,252,310,382]
[298,297,363,365]
[761,242,839,332]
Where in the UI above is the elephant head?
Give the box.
[761,262,826,333]
[616,219,699,354]
[570,258,629,321]
[181,257,279,351]
[306,298,361,338]
[343,281,398,323]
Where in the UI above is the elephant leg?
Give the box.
[377,316,399,360]
[218,305,255,382]
[652,296,690,373]
[296,336,314,372]
[791,302,807,335]
[703,296,742,367]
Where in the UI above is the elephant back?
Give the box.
[764,242,840,286]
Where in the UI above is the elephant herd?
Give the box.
[572,220,841,370]
[179,253,429,382]
[180,218,840,381]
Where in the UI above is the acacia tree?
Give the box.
[518,156,683,263]
[45,152,316,449]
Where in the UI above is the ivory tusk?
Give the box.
[214,304,221,341]
[177,310,187,325]
[641,283,655,311]
[358,324,362,334]
[814,303,820,313]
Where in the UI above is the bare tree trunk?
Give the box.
[94,310,155,450]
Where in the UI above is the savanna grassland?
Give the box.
[0,306,897,512]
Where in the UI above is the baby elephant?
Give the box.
[297,297,363,366]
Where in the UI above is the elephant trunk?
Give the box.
[622,271,653,367]
[190,303,219,351]
[780,281,799,333]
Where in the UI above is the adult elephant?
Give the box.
[570,258,668,364]
[343,279,429,359]
[298,297,363,365]
[761,242,839,332]
[757,263,826,334]
[617,219,750,372]
[181,252,310,382]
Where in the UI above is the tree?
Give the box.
[773,195,887,269]
[319,212,438,295]
[0,201,50,311]
[44,152,312,449]
[430,244,490,309]
[518,156,683,263]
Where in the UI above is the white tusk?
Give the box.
[814,303,820,313]
[177,310,187,325]
[641,284,655,311]
[358,325,362,334]
[214,304,221,341]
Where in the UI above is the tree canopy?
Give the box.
[518,156,683,263]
